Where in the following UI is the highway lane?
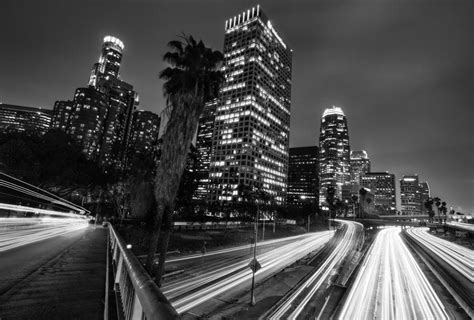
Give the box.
[446,221,474,232]
[0,217,89,252]
[406,227,473,281]
[339,227,448,320]
[162,230,334,314]
[267,220,364,319]
[0,220,91,295]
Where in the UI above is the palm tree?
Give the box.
[145,35,224,285]
[358,188,368,218]
[433,197,441,222]
[351,195,358,218]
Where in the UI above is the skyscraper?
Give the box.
[67,87,108,160]
[361,172,396,215]
[319,106,350,204]
[88,36,124,86]
[287,146,319,209]
[0,103,52,135]
[128,110,161,157]
[419,181,430,214]
[400,175,422,215]
[55,36,138,169]
[51,100,73,131]
[350,150,371,185]
[208,6,292,205]
[195,100,218,201]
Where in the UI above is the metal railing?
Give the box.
[107,223,180,320]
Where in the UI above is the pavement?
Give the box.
[0,226,107,320]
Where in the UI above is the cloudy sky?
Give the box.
[1,0,472,213]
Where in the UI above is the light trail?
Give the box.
[447,221,474,232]
[268,220,363,319]
[406,227,473,281]
[0,217,89,252]
[162,231,333,314]
[339,227,448,320]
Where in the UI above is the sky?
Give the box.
[1,0,473,213]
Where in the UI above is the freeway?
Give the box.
[0,217,89,252]
[162,230,333,314]
[406,227,473,281]
[338,227,448,320]
[267,220,364,319]
[447,221,474,232]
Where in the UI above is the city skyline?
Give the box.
[0,0,472,212]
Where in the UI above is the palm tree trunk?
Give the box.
[155,207,173,287]
[145,203,164,272]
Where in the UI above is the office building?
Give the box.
[350,150,370,185]
[400,175,422,215]
[128,110,160,156]
[361,172,396,215]
[55,36,138,169]
[195,100,218,201]
[208,6,292,205]
[51,100,73,131]
[0,103,52,135]
[319,106,351,204]
[419,181,430,214]
[67,87,109,160]
[287,146,319,209]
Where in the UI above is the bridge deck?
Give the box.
[0,227,107,320]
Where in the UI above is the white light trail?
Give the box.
[406,227,473,281]
[339,227,448,320]
[268,220,363,319]
[163,231,333,314]
[0,217,89,252]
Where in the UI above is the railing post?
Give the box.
[115,254,124,286]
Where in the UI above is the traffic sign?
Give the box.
[248,258,262,273]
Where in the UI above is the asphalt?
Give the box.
[0,226,107,320]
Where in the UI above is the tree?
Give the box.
[424,198,435,223]
[358,188,368,218]
[351,195,358,218]
[146,35,224,285]
[433,196,441,221]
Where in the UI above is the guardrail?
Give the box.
[107,223,180,320]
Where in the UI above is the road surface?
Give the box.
[162,231,334,314]
[338,227,448,319]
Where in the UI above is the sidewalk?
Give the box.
[0,227,107,320]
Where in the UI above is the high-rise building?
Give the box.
[128,110,160,156]
[88,36,124,86]
[96,78,138,168]
[55,36,137,169]
[350,150,370,185]
[287,146,319,209]
[419,181,430,214]
[0,103,52,135]
[195,100,218,201]
[51,100,73,131]
[400,175,422,215]
[208,6,292,205]
[319,106,350,204]
[67,87,109,160]
[361,172,396,215]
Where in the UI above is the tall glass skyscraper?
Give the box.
[349,150,371,185]
[319,106,351,204]
[400,175,422,215]
[89,36,124,86]
[208,6,292,205]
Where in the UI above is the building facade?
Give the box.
[419,181,430,214]
[319,106,351,204]
[350,150,370,185]
[195,100,218,201]
[287,146,319,209]
[51,100,73,131]
[53,36,138,169]
[66,87,109,160]
[361,172,396,215]
[128,110,161,157]
[400,175,422,215]
[0,103,52,135]
[208,6,292,205]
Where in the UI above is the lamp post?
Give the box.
[250,200,259,306]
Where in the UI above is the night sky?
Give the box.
[1,0,472,213]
